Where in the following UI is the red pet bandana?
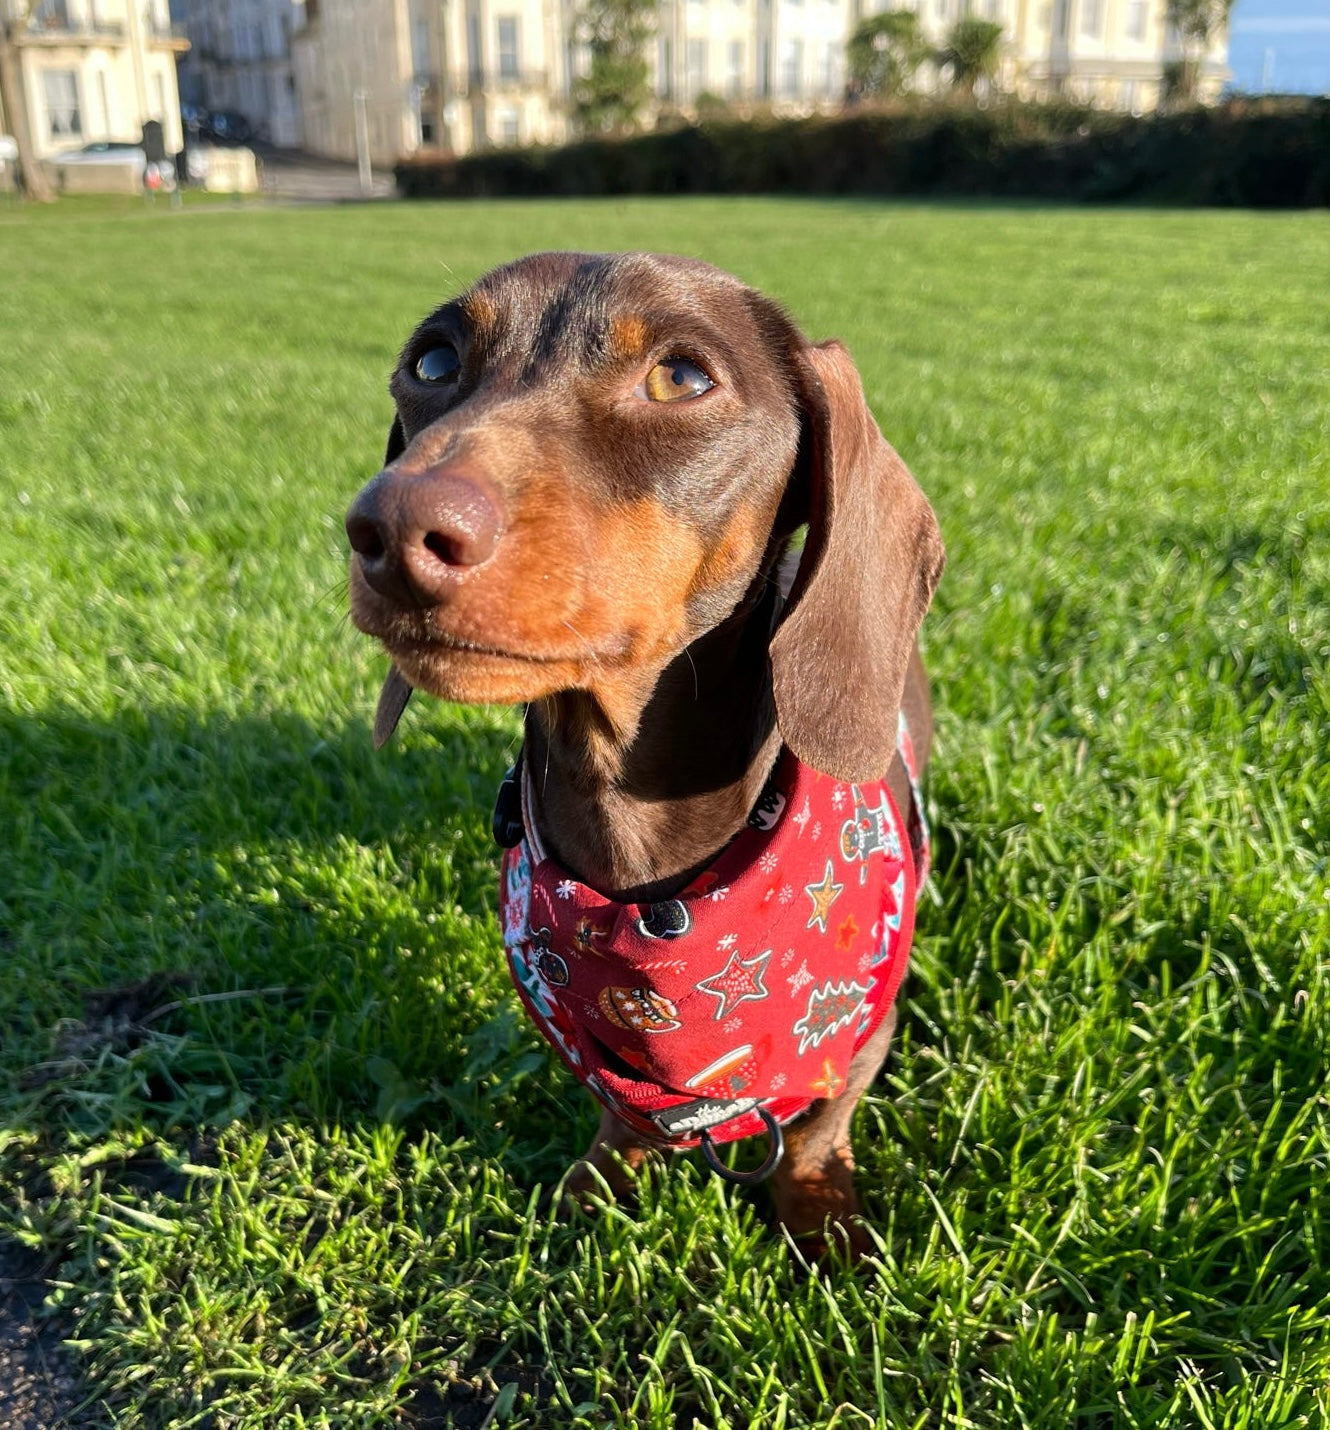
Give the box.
[500,723,926,1150]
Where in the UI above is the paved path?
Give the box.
[0,1241,85,1429]
[256,146,397,203]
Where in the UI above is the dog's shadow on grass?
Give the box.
[4,698,594,1183]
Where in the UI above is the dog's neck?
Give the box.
[523,580,784,904]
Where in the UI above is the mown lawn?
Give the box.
[1,195,1327,1429]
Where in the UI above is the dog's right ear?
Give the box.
[385,415,406,465]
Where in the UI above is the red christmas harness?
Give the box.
[498,717,929,1178]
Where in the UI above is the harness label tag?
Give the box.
[653,1097,758,1137]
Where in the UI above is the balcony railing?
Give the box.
[23,15,127,41]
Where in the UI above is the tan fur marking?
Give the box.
[463,292,497,328]
[609,315,650,359]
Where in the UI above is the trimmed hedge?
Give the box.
[396,98,1330,207]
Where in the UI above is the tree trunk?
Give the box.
[0,21,56,202]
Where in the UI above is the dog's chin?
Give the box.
[387,638,577,706]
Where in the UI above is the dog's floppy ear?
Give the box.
[385,415,406,465]
[770,340,944,784]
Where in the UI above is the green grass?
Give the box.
[1,196,1328,1428]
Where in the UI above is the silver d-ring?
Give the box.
[700,1108,785,1185]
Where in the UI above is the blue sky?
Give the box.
[1228,0,1330,92]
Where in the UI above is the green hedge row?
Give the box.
[396,98,1330,207]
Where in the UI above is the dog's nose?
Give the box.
[346,465,501,605]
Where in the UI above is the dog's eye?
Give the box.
[641,358,714,403]
[415,344,461,383]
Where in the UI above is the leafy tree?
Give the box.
[0,1,56,201]
[1164,0,1235,103]
[572,0,655,135]
[937,16,1004,100]
[846,10,929,100]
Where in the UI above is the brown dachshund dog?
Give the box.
[346,252,943,1255]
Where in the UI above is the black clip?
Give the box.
[492,750,525,849]
[700,1107,785,1185]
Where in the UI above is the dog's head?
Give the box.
[346,251,942,782]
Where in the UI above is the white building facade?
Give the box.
[886,0,1229,110]
[170,0,1229,164]
[3,0,187,160]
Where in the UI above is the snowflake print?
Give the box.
[708,883,730,902]
[717,932,738,950]
[810,821,822,842]
[778,884,795,905]
[831,787,846,809]
[758,850,780,875]
[769,1072,787,1091]
[858,953,873,972]
[787,960,814,995]
[792,798,812,835]
[723,1016,744,1035]
[556,879,577,900]
[781,948,796,967]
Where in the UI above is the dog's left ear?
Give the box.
[385,415,406,465]
[770,340,944,784]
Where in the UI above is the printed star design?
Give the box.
[697,948,771,1021]
[835,913,860,951]
[804,860,844,934]
[810,1057,844,1098]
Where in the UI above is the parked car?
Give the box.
[180,103,210,135]
[55,141,176,191]
[206,111,252,145]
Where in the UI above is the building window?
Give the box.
[1126,0,1147,40]
[659,36,673,99]
[412,17,431,76]
[780,38,802,96]
[497,16,520,80]
[42,69,82,139]
[96,69,111,134]
[1080,0,1102,34]
[467,11,483,83]
[153,71,167,120]
[822,41,839,96]
[726,39,743,96]
[33,0,71,28]
[498,107,520,143]
[1052,0,1069,38]
[686,38,707,98]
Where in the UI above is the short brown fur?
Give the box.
[345,251,943,1256]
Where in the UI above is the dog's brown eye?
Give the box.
[415,344,460,383]
[642,358,714,403]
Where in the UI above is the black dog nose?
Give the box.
[346,465,501,605]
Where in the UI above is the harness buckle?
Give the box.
[700,1107,784,1185]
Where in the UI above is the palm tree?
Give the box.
[937,17,1004,101]
[846,11,929,101]
[1164,0,1235,103]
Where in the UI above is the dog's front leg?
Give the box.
[769,1005,898,1260]
[563,1106,657,1207]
